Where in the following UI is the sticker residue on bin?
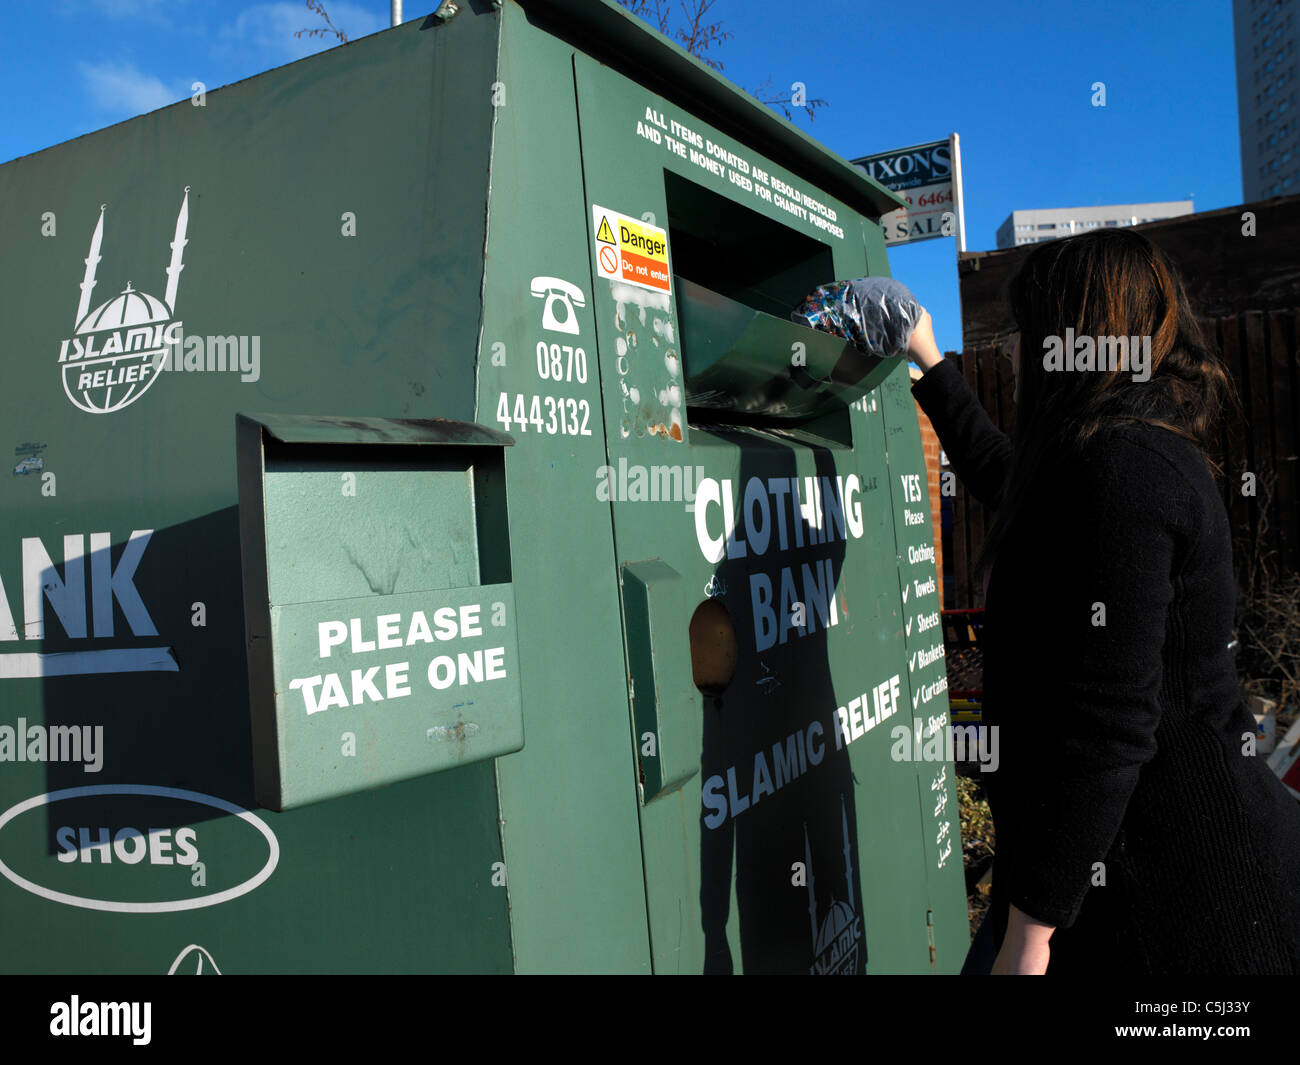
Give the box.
[592,206,671,295]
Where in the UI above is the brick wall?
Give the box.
[909,366,944,611]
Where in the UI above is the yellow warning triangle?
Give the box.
[596,216,616,245]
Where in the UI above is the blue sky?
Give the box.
[0,0,1242,353]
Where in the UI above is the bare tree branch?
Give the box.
[617,0,730,71]
[618,0,672,36]
[615,0,827,121]
[748,75,829,123]
[1234,463,1300,713]
[676,0,731,72]
[296,0,349,44]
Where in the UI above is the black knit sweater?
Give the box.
[912,357,1300,974]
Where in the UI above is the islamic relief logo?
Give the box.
[57,189,191,414]
[805,796,864,975]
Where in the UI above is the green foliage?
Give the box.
[957,771,994,862]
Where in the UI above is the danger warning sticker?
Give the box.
[592,205,671,294]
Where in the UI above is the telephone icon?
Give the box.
[530,275,585,335]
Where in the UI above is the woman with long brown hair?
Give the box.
[908,227,1300,974]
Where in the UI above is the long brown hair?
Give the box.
[977,228,1237,574]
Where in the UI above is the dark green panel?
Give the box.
[477,9,654,974]
[622,560,700,800]
[570,52,968,973]
[0,13,513,973]
[877,367,971,971]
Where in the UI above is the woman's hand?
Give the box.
[991,903,1055,975]
[908,309,944,372]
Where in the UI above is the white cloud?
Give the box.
[57,0,180,24]
[79,59,181,115]
[221,1,388,63]
[86,0,169,15]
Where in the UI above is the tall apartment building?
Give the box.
[1234,0,1299,201]
[994,201,1195,250]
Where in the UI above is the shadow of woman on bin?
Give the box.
[697,433,866,974]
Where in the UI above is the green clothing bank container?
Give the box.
[0,0,966,974]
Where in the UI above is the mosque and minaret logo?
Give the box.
[805,795,865,975]
[57,188,191,414]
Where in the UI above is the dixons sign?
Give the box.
[851,134,967,251]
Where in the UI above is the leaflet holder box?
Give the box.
[236,413,521,811]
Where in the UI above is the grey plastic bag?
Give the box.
[791,276,921,359]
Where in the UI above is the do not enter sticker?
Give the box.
[592,205,671,294]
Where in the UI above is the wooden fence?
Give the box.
[940,309,1300,608]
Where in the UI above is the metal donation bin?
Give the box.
[0,0,965,973]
